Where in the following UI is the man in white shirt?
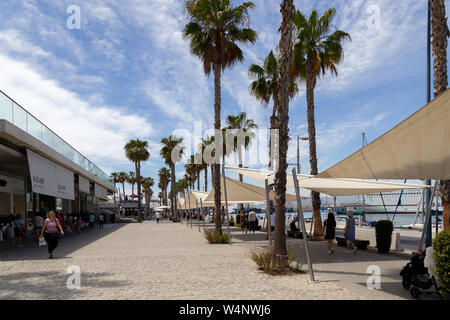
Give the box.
[155,211,160,224]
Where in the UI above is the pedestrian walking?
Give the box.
[34,214,44,242]
[99,214,104,229]
[324,209,336,254]
[40,211,64,259]
[77,216,82,233]
[12,214,25,248]
[155,211,160,224]
[89,213,95,229]
[344,211,357,254]
[239,209,247,234]
[248,210,257,233]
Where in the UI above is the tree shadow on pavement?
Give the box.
[0,270,129,300]
[0,224,126,262]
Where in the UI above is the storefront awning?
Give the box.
[27,149,74,200]
[226,167,430,197]
[318,88,450,180]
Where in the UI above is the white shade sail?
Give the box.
[204,176,299,204]
[226,167,430,197]
[178,193,202,209]
[318,88,450,180]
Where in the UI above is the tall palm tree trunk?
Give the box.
[431,0,450,230]
[273,0,295,266]
[122,183,126,201]
[136,163,142,222]
[269,95,278,170]
[213,63,223,234]
[306,59,323,237]
[170,163,177,218]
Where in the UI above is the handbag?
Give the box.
[39,236,47,247]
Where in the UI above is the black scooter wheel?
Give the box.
[410,287,421,300]
[402,279,411,290]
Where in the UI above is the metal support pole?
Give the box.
[435,192,439,235]
[184,192,188,226]
[196,199,200,232]
[292,168,315,282]
[265,178,272,249]
[424,0,433,248]
[188,190,192,229]
[419,181,438,251]
[222,165,231,244]
[413,189,425,229]
[200,199,205,232]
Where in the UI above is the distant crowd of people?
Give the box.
[1,211,109,259]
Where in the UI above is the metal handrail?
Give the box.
[0,90,113,187]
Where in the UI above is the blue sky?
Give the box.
[0,0,449,195]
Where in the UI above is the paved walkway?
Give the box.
[0,221,423,300]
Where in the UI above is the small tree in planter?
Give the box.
[375,220,393,254]
[433,230,450,297]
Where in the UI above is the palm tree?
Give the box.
[110,172,120,204]
[225,112,258,180]
[199,136,215,192]
[118,172,127,202]
[158,167,171,206]
[431,0,450,230]
[291,8,350,237]
[225,112,257,212]
[142,177,155,217]
[124,140,150,222]
[249,51,298,169]
[127,171,137,196]
[158,192,163,207]
[160,135,185,218]
[184,0,257,234]
[272,0,295,268]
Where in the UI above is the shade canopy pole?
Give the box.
[413,189,425,229]
[196,199,200,232]
[200,198,205,232]
[188,190,192,229]
[419,181,438,251]
[292,168,315,282]
[265,178,272,249]
[184,191,188,226]
[222,165,231,245]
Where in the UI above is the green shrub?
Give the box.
[249,246,302,275]
[169,216,181,223]
[204,229,230,244]
[433,230,450,295]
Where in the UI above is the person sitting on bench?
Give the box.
[290,219,300,232]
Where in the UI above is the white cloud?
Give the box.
[0,54,154,167]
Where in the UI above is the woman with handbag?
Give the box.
[40,211,64,259]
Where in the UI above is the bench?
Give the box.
[335,237,369,250]
[287,230,304,239]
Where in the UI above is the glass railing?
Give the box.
[0,90,113,188]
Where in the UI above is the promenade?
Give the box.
[0,221,424,300]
